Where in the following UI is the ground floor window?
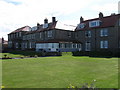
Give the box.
[100,41,108,48]
[8,41,12,48]
[85,42,91,51]
[15,43,18,48]
[25,43,27,48]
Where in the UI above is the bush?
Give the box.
[67,80,96,89]
[34,55,38,58]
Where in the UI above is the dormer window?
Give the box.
[89,20,101,27]
[43,23,48,28]
[79,23,85,29]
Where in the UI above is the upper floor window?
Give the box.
[85,31,91,38]
[16,33,18,37]
[79,23,85,29]
[100,41,108,48]
[19,32,21,37]
[68,32,71,37]
[40,33,42,38]
[48,31,52,37]
[100,28,108,37]
[89,20,101,27]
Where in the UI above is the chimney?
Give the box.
[99,12,104,19]
[37,23,40,30]
[80,16,84,23]
[111,13,116,16]
[52,17,56,23]
[44,18,48,24]
[2,37,4,44]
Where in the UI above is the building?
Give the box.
[75,12,120,56]
[8,13,120,56]
[8,26,31,49]
[8,17,81,54]
[0,37,8,52]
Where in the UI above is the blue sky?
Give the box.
[0,0,119,40]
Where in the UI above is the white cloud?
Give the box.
[91,3,118,14]
[0,0,119,40]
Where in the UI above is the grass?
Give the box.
[2,52,118,88]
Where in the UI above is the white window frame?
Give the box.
[40,33,42,38]
[89,20,100,27]
[100,28,108,37]
[85,42,91,51]
[25,43,27,48]
[85,31,91,38]
[100,41,108,48]
[48,31,52,37]
[19,32,21,37]
[79,23,85,29]
[29,42,32,48]
[16,43,18,48]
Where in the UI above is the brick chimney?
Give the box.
[99,12,104,19]
[52,17,56,23]
[80,16,84,23]
[44,18,48,24]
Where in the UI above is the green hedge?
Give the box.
[72,51,120,57]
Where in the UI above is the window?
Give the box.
[29,42,31,48]
[68,32,71,37]
[85,31,91,38]
[43,24,48,28]
[100,41,108,48]
[89,20,101,27]
[19,32,21,37]
[85,42,91,51]
[100,28,108,37]
[25,43,27,48]
[79,23,85,29]
[16,43,18,48]
[8,41,12,48]
[48,31,52,37]
[16,33,18,37]
[40,33,42,38]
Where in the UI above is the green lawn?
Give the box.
[2,53,118,88]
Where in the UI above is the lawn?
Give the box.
[2,52,118,88]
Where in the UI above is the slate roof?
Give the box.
[75,14,120,31]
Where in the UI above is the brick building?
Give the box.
[8,13,120,56]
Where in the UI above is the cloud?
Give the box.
[0,0,119,40]
[91,3,118,13]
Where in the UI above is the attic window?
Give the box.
[79,23,85,29]
[89,20,101,27]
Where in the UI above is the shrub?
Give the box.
[34,55,38,58]
[20,56,24,59]
[4,54,7,58]
[67,80,96,89]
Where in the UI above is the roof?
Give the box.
[75,14,120,31]
[9,26,31,34]
[25,21,57,34]
[0,38,8,44]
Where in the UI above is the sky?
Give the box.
[0,0,119,40]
